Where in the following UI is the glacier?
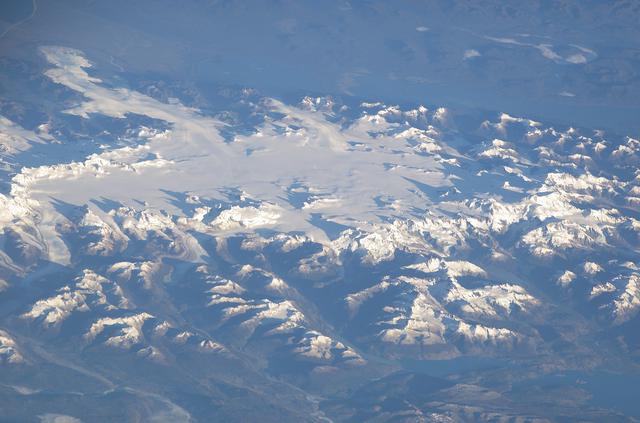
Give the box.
[1,3,640,421]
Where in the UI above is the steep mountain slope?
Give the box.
[0,45,639,422]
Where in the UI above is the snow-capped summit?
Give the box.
[0,17,639,420]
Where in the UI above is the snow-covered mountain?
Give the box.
[1,1,640,420]
[0,44,638,422]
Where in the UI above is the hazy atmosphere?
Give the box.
[1,1,639,422]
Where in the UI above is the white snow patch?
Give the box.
[463,49,481,60]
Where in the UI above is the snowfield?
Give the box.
[1,45,639,422]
